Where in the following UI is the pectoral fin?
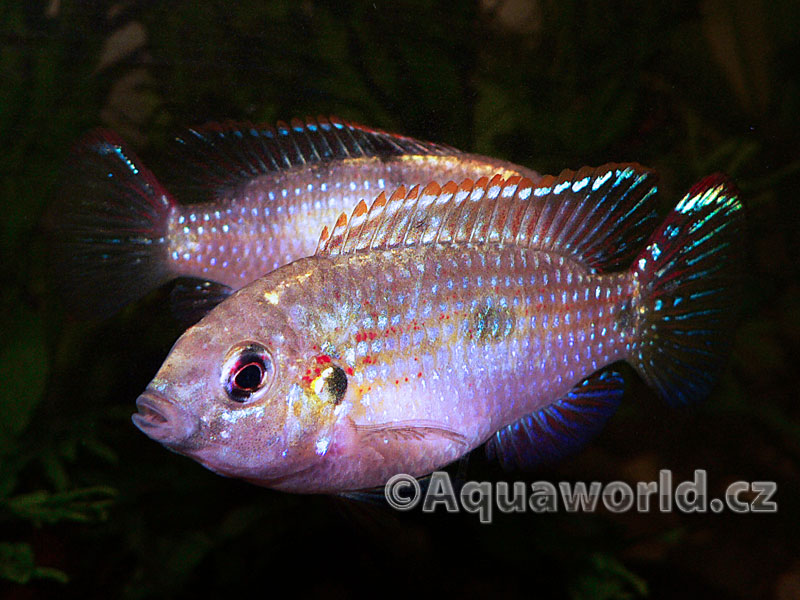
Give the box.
[354,421,468,448]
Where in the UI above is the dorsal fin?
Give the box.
[314,225,331,256]
[341,199,370,253]
[317,164,659,271]
[168,116,459,197]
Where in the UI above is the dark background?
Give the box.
[1,1,799,598]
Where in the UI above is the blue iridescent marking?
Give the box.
[572,177,590,193]
[554,181,570,194]
[592,170,612,191]
[534,186,551,197]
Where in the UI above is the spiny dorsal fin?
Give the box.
[316,164,658,272]
[314,225,331,256]
[168,116,459,196]
[326,212,350,253]
[341,199,370,254]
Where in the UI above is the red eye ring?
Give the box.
[222,343,273,403]
[232,361,265,392]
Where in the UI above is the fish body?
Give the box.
[133,166,744,493]
[167,153,533,287]
[50,117,538,318]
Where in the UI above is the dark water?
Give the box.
[1,1,799,598]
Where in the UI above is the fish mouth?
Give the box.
[132,389,198,446]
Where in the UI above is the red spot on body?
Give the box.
[345,367,354,376]
[417,372,422,378]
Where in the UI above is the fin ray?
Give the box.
[169,279,233,325]
[354,421,468,447]
[631,174,744,406]
[486,370,625,470]
[47,129,176,318]
[169,116,459,197]
[317,164,658,272]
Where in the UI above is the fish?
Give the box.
[131,164,744,493]
[48,116,539,319]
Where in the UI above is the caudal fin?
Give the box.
[631,174,744,405]
[48,130,177,318]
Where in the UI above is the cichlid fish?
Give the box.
[132,165,743,493]
[49,116,539,319]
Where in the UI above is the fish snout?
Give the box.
[132,390,198,446]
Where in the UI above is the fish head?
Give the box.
[132,276,344,485]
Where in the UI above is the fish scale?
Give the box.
[296,246,635,452]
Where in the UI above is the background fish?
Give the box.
[48,116,539,319]
[132,165,743,493]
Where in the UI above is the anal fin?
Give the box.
[338,473,435,505]
[486,370,625,470]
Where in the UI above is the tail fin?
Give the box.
[47,130,177,318]
[631,174,744,405]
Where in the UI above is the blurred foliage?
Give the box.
[1,0,799,598]
[569,553,649,600]
[0,542,68,585]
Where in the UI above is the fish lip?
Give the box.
[132,389,198,445]
[133,392,170,427]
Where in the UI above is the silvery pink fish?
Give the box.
[132,165,743,493]
[50,116,539,318]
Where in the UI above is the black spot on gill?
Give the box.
[328,365,348,404]
[319,365,348,405]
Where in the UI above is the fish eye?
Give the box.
[222,343,274,402]
[234,362,263,390]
